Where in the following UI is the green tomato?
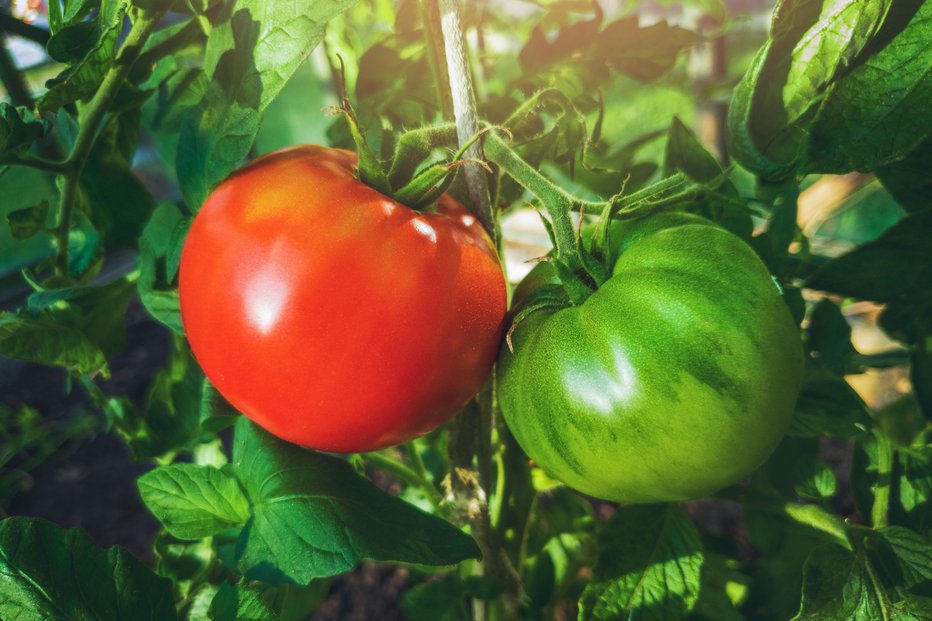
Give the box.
[498,212,804,503]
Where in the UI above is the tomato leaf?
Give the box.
[765,437,838,501]
[139,202,188,335]
[0,103,50,155]
[793,528,932,621]
[138,463,251,540]
[805,209,932,304]
[578,504,703,620]
[176,0,360,208]
[899,453,932,532]
[805,0,932,173]
[0,517,177,620]
[0,275,135,375]
[5,201,49,240]
[790,372,871,439]
[38,0,128,112]
[726,0,901,179]
[47,20,101,63]
[209,583,279,621]
[402,577,467,621]
[876,139,932,213]
[231,418,480,585]
[807,299,855,375]
[793,544,889,620]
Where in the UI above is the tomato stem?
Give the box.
[870,428,893,529]
[55,6,169,278]
[419,0,455,121]
[362,450,442,509]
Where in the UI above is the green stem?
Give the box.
[419,0,454,121]
[56,7,167,276]
[484,132,599,270]
[437,0,494,240]
[0,153,72,174]
[406,439,431,485]
[870,429,894,529]
[362,450,442,509]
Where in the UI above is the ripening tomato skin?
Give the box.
[497,212,804,503]
[179,146,507,453]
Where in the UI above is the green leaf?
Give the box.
[25,274,137,358]
[209,583,279,621]
[0,517,176,620]
[806,0,932,173]
[0,104,50,155]
[200,379,240,434]
[48,0,97,33]
[6,201,49,240]
[793,545,888,620]
[38,0,128,112]
[176,0,359,208]
[47,20,101,63]
[877,139,932,213]
[727,0,901,179]
[595,17,702,82]
[664,116,721,182]
[876,527,932,590]
[402,578,467,621]
[232,418,480,585]
[805,209,930,303]
[138,464,251,539]
[900,451,932,531]
[80,109,156,248]
[139,202,188,334]
[807,299,855,374]
[578,504,703,620]
[790,372,871,439]
[765,437,838,501]
[0,311,105,374]
[783,0,893,122]
[116,339,205,459]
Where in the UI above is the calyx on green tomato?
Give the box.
[498,212,804,503]
[179,146,507,453]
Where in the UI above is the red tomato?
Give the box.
[179,146,506,453]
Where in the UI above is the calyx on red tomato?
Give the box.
[497,212,804,503]
[179,146,507,453]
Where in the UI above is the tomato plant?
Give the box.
[180,145,506,452]
[499,212,805,503]
[0,0,930,620]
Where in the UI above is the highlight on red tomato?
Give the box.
[179,146,507,453]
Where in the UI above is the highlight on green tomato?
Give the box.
[179,146,507,454]
[497,212,805,503]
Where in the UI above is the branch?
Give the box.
[434,2,523,616]
[56,7,167,276]
[870,429,893,529]
[0,153,71,174]
[438,0,495,241]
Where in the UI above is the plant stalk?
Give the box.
[434,1,522,616]
[56,7,166,276]
[438,0,495,241]
[870,429,894,529]
[0,153,71,174]
[363,451,442,509]
[483,132,586,270]
[420,0,454,121]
